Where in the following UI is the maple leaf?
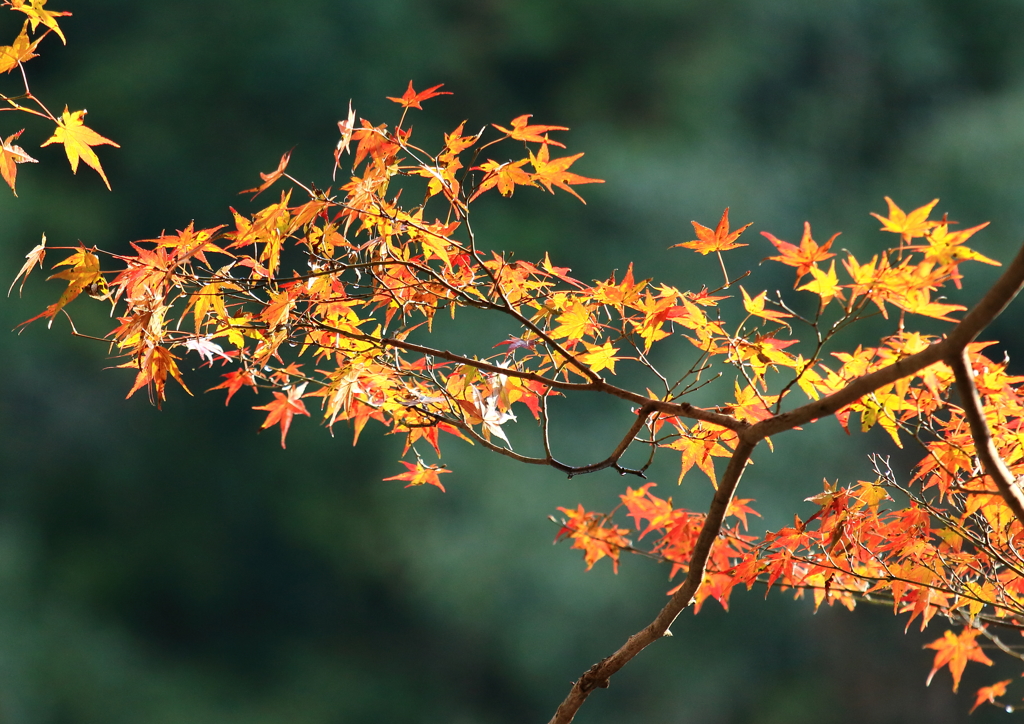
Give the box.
[17,245,102,327]
[122,345,192,408]
[0,21,42,73]
[675,208,752,254]
[241,148,292,199]
[740,286,792,324]
[554,504,631,572]
[924,627,993,693]
[578,341,621,374]
[10,0,70,44]
[541,251,585,287]
[726,498,760,530]
[527,142,603,203]
[593,264,648,308]
[871,197,940,242]
[383,460,451,492]
[796,260,843,307]
[40,107,120,189]
[208,368,256,406]
[253,383,310,448]
[469,158,533,201]
[8,232,45,296]
[761,222,838,285]
[0,128,38,196]
[971,680,1012,713]
[550,301,599,342]
[492,115,569,148]
[386,81,451,109]
[732,382,778,426]
[183,336,232,364]
[664,422,732,487]
[692,572,739,613]
[332,100,356,180]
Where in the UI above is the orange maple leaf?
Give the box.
[924,627,993,693]
[386,80,451,110]
[761,222,838,284]
[253,383,310,448]
[675,208,752,254]
[123,345,192,408]
[732,382,777,425]
[40,107,120,189]
[554,504,631,572]
[383,460,452,492]
[241,148,292,199]
[971,680,1012,714]
[664,422,732,487]
[0,128,37,196]
[725,498,760,530]
[492,114,569,147]
[469,158,533,201]
[527,142,603,203]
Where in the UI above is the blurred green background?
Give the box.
[3,0,1024,721]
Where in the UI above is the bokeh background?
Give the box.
[3,1,1024,722]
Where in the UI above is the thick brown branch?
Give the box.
[547,438,757,724]
[949,348,1024,522]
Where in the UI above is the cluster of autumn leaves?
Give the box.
[0,1,118,195]
[9,5,1024,712]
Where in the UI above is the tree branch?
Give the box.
[547,438,757,724]
[949,348,1024,523]
[423,403,658,478]
[314,321,750,431]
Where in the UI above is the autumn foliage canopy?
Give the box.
[11,4,1024,721]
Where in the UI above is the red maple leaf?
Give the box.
[383,460,452,492]
[253,383,310,448]
[386,81,451,109]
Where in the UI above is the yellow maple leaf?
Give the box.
[40,107,120,189]
[871,196,940,242]
[551,301,598,342]
[578,340,621,374]
[797,260,843,307]
[740,286,792,324]
[0,21,42,73]
[9,0,69,44]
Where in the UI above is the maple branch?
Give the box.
[547,438,757,724]
[549,241,1024,723]
[752,239,1024,439]
[429,404,656,478]
[311,320,747,431]
[949,348,1024,523]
